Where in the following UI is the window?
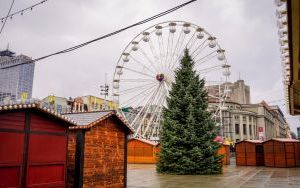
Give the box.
[234,115,239,120]
[249,125,252,135]
[235,124,240,134]
[243,116,246,121]
[243,124,246,135]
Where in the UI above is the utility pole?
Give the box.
[100,73,109,110]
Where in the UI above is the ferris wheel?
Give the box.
[112,21,231,141]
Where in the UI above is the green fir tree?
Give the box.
[157,49,223,175]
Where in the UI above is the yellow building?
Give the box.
[78,95,118,111]
[42,95,118,113]
[42,95,71,113]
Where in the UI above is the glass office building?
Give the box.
[0,49,35,104]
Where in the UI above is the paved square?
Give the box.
[127,161,300,188]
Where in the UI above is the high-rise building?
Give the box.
[0,49,35,104]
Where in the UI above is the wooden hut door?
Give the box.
[0,112,25,188]
[0,111,68,187]
[0,132,25,188]
[25,113,67,187]
[255,145,264,166]
[26,134,67,187]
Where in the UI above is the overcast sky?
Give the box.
[1,0,299,133]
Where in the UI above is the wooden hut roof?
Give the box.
[269,138,300,142]
[64,110,134,133]
[129,138,159,146]
[64,111,113,126]
[245,140,263,144]
[0,102,77,126]
[236,140,263,144]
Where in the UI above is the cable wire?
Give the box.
[1,0,197,69]
[0,0,15,35]
[0,0,48,21]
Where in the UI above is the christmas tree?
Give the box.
[156,49,223,174]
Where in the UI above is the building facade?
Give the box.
[42,95,72,113]
[79,95,117,111]
[270,105,289,138]
[0,49,34,104]
[208,80,290,144]
[210,101,258,144]
[207,79,250,104]
[41,95,117,114]
[242,102,277,141]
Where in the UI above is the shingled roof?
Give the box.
[63,110,134,133]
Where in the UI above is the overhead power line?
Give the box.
[1,0,197,69]
[0,0,48,22]
[0,0,15,35]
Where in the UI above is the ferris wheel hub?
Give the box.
[156,73,165,82]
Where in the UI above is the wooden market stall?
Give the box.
[217,143,230,165]
[235,140,264,166]
[127,138,160,164]
[263,138,300,167]
[65,110,134,188]
[0,103,75,188]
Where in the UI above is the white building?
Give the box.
[208,80,290,144]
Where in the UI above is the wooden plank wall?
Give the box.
[264,140,300,167]
[217,144,230,165]
[236,142,246,166]
[244,142,257,166]
[127,140,158,164]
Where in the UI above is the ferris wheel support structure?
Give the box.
[112,21,231,141]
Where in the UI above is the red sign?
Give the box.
[258,127,264,132]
